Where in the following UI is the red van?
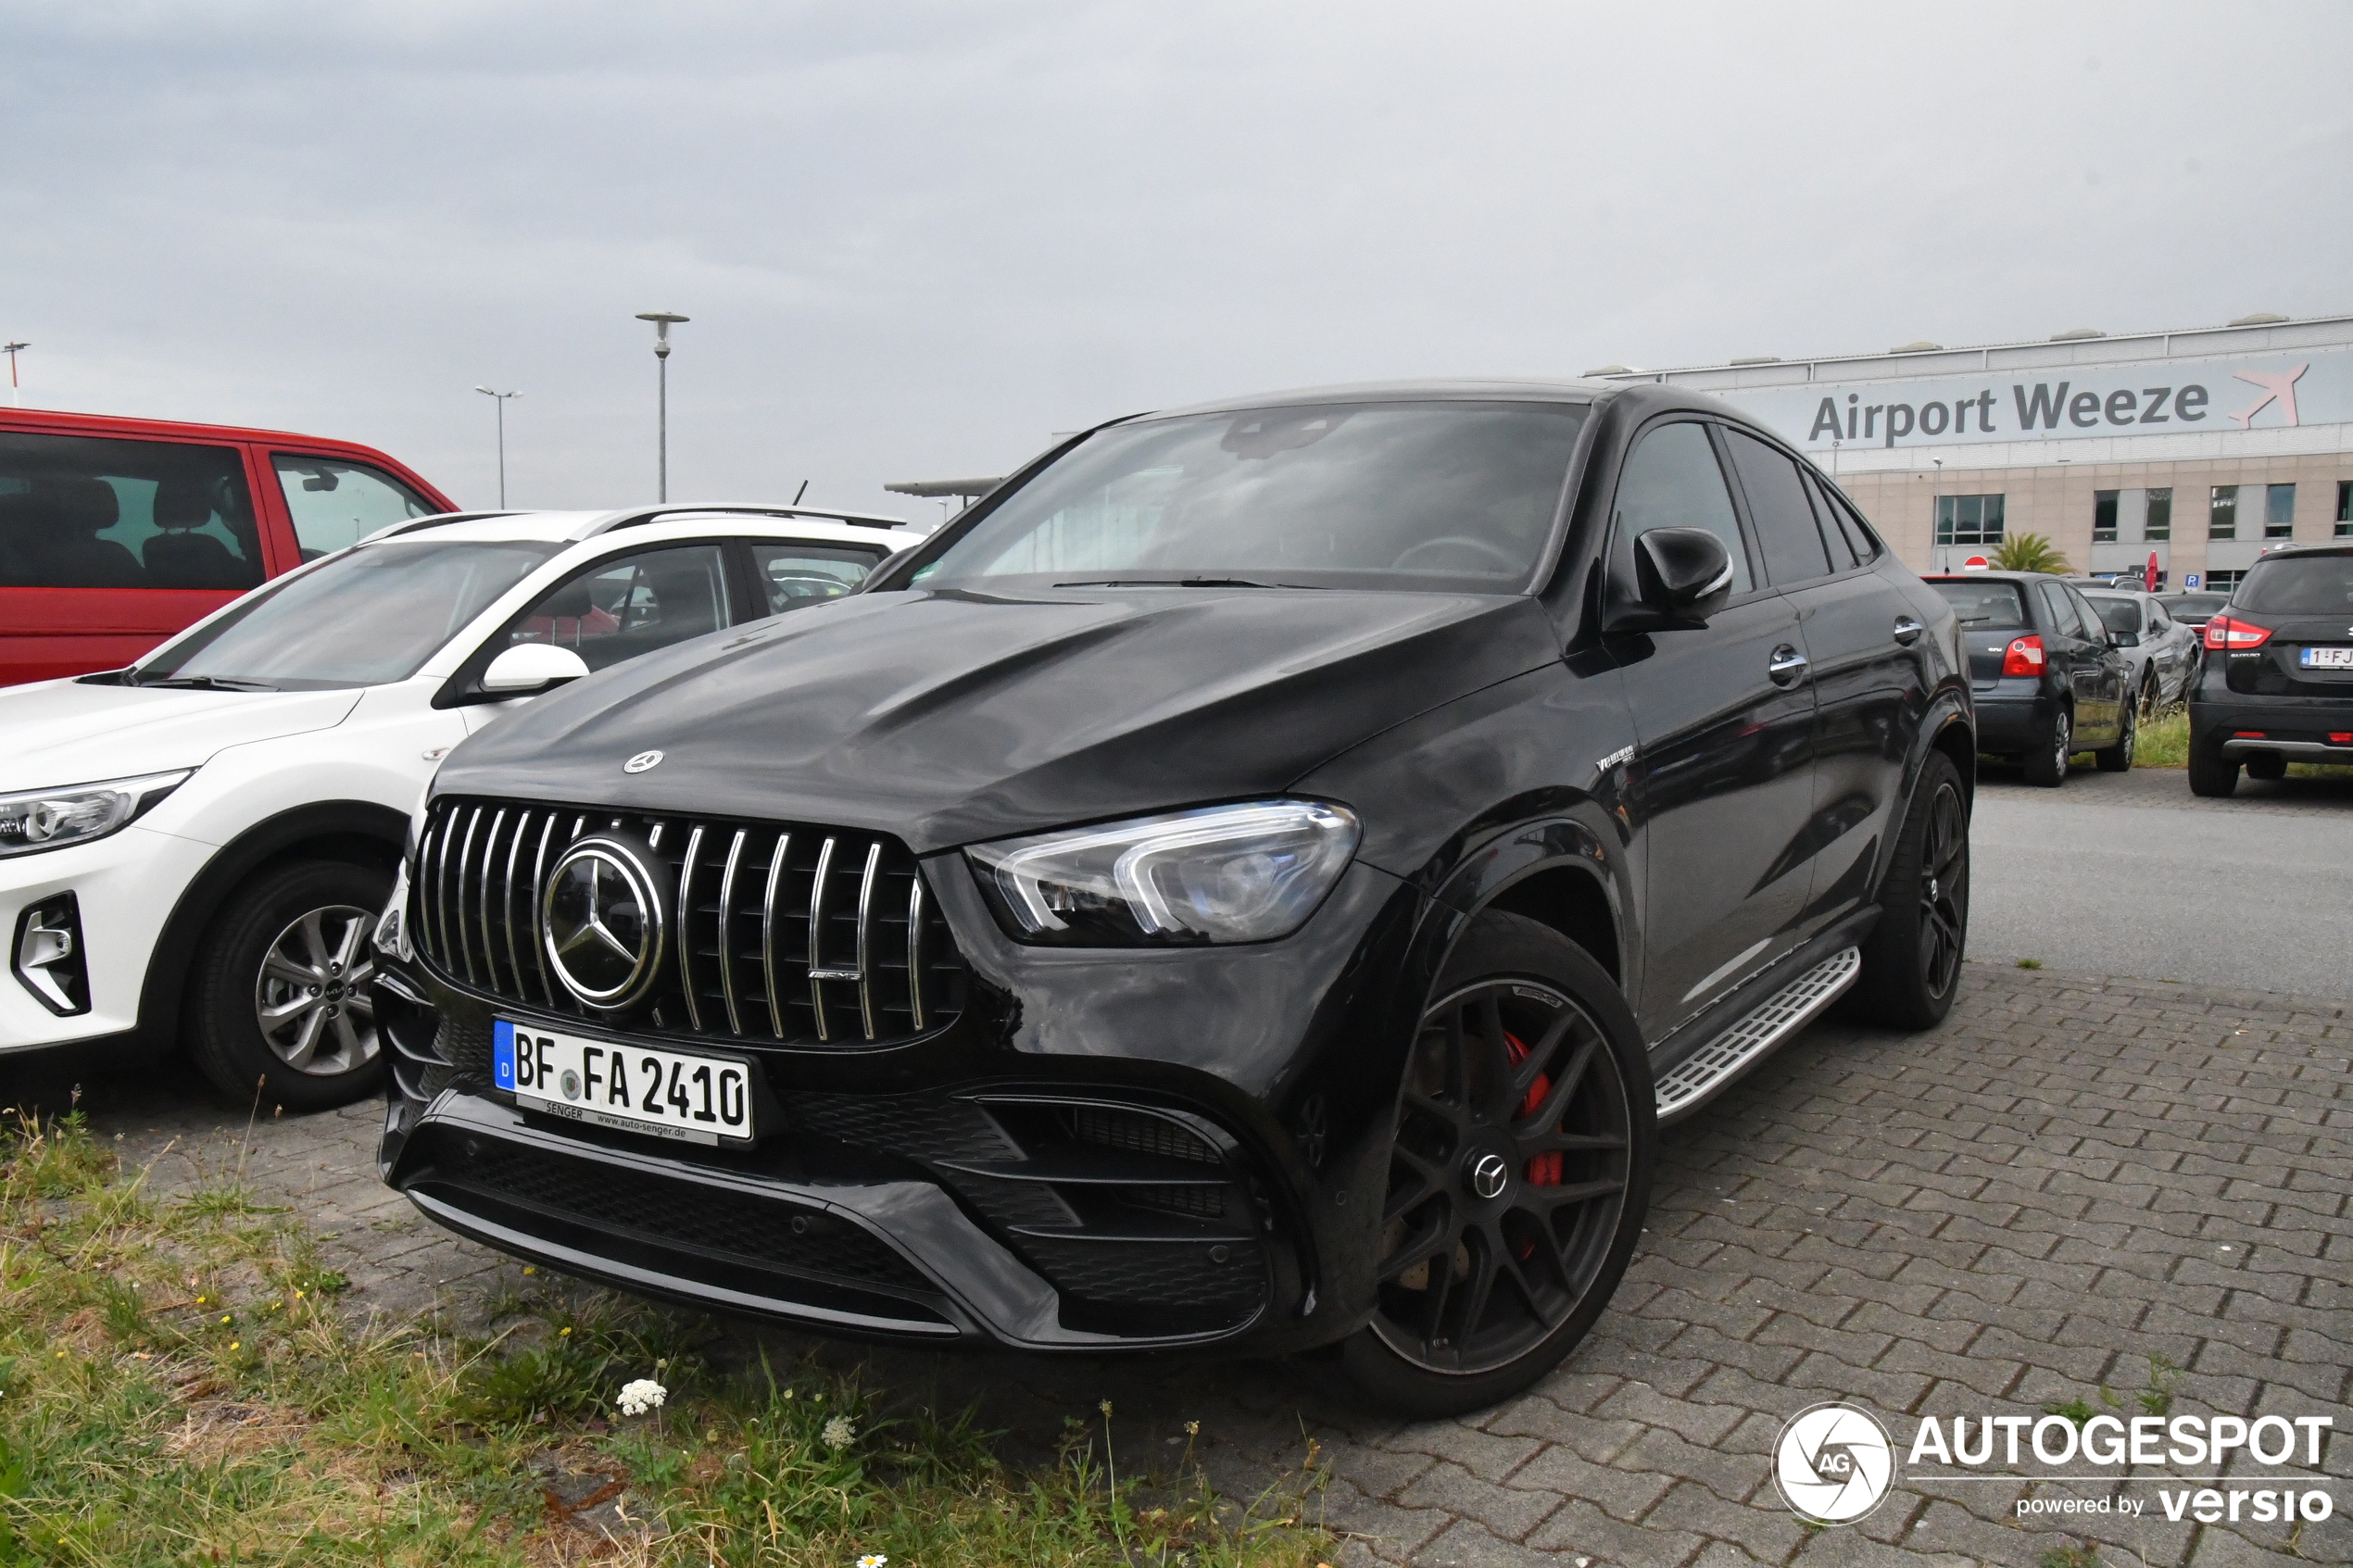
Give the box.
[1,408,458,686]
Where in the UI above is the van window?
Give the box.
[272,455,436,558]
[0,431,264,590]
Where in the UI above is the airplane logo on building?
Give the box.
[2228,364,2306,429]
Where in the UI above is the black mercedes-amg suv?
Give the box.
[372,380,1975,1414]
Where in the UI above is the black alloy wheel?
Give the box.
[1340,912,1652,1416]
[1849,749,1969,1029]
[2022,707,2071,787]
[2095,698,2136,772]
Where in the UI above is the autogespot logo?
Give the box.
[1775,1402,1899,1525]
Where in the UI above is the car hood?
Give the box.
[434,585,1561,850]
[0,679,362,793]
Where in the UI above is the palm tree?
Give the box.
[1991,533,2072,574]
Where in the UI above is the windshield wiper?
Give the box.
[1053,577,1320,590]
[136,674,280,692]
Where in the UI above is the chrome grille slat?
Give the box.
[454,807,484,984]
[677,825,705,1032]
[761,833,790,1040]
[479,809,507,991]
[417,798,960,1050]
[906,872,926,1031]
[854,839,881,1041]
[717,828,748,1035]
[500,809,530,993]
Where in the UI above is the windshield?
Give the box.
[912,401,1587,593]
[1928,580,2026,627]
[2163,594,2227,618]
[135,539,560,689]
[2234,555,2353,616]
[2086,596,2143,634]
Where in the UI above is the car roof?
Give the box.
[359,503,925,550]
[1921,571,2058,583]
[1139,377,1614,420]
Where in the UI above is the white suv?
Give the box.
[0,503,924,1107]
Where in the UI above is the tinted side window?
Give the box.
[1806,471,1880,566]
[2064,587,2108,641]
[1724,430,1831,585]
[1612,421,1752,596]
[501,544,733,673]
[0,431,263,590]
[2034,582,2082,638]
[749,542,882,615]
[272,456,436,558]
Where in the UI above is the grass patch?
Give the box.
[2136,707,2189,769]
[0,1110,1333,1566]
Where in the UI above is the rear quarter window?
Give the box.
[1927,579,2026,627]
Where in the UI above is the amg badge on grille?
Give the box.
[623,749,664,773]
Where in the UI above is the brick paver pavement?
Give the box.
[44,963,2352,1567]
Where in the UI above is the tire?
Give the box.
[2094,698,2135,772]
[1337,911,1654,1417]
[2020,706,2071,787]
[1848,750,1969,1030]
[2136,673,2159,720]
[185,859,392,1111]
[2245,752,2287,782]
[2187,744,2239,798]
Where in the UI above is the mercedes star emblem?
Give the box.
[1467,1151,1511,1201]
[540,837,665,1008]
[623,749,664,773]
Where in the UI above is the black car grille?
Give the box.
[412,797,966,1047]
[419,1134,935,1295]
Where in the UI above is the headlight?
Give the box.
[967,799,1360,947]
[0,771,192,859]
[375,857,414,962]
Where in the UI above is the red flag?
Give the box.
[2145,552,2159,592]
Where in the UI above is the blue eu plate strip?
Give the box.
[492,1020,516,1090]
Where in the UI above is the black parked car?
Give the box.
[371,381,1975,1414]
[2158,591,2231,638]
[1923,571,2133,785]
[2187,544,2353,797]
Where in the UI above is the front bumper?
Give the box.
[0,824,213,1054]
[377,855,1424,1354]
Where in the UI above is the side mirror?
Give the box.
[481,643,590,696]
[2113,631,2139,647]
[1632,527,1736,627]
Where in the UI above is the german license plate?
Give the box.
[2298,646,2353,669]
[493,1020,754,1146]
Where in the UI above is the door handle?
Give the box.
[1767,645,1809,686]
[1892,616,1924,646]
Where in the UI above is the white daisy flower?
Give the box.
[857,1556,888,1568]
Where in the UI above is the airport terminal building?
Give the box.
[1597,311,2353,593]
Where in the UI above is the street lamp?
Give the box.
[474,386,521,508]
[1932,458,1944,571]
[635,311,689,502]
[3,343,27,408]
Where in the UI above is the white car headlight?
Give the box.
[0,771,192,859]
[967,800,1360,947]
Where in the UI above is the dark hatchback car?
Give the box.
[2187,544,2353,797]
[372,381,1975,1414]
[1923,571,2133,786]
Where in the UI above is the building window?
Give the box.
[2339,480,2352,537]
[1935,493,2006,546]
[2205,569,2246,594]
[2093,490,2119,543]
[2209,484,2238,539]
[2145,487,2171,541]
[2264,483,2296,539]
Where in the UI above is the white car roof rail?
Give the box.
[569,502,915,540]
[358,510,527,546]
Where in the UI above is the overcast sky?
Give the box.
[6,2,2349,517]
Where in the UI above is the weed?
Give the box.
[2138,1354,2179,1418]
[2039,1542,2101,1568]
[2017,958,2044,970]
[0,1110,1329,1567]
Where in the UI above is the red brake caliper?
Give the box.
[1504,1032,1563,1189]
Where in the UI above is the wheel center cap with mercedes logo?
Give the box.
[540,836,667,1008]
[1466,1150,1512,1201]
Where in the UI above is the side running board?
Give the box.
[1654,947,1861,1123]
